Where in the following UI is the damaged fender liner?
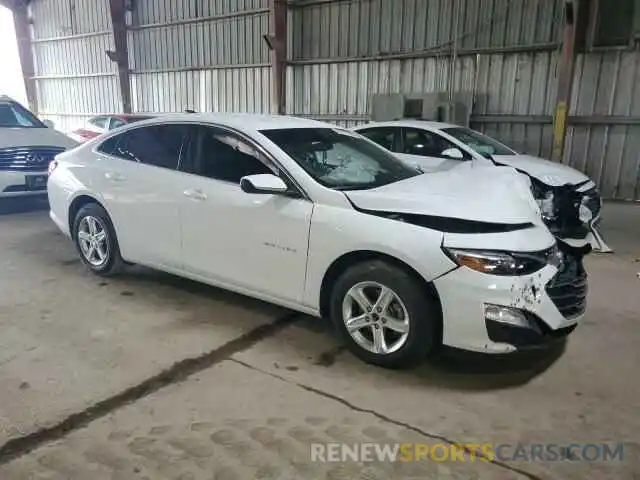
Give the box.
[346,198,534,234]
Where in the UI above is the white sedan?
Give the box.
[48,114,586,368]
[353,121,610,253]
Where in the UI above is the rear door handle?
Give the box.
[105,172,125,182]
[183,189,207,201]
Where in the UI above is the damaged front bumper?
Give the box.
[433,244,587,354]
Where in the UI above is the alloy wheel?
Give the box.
[342,281,410,355]
[77,215,110,267]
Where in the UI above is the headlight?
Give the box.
[443,247,556,276]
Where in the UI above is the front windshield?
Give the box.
[442,127,516,156]
[260,128,420,190]
[0,102,46,128]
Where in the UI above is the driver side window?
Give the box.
[183,126,274,183]
[359,127,397,152]
[402,128,466,160]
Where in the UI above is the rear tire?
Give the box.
[73,203,125,276]
[329,260,440,369]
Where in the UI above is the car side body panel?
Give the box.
[303,203,454,311]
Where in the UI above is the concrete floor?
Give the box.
[0,197,637,479]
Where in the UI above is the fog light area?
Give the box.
[484,304,539,331]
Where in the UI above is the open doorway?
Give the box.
[0,5,27,106]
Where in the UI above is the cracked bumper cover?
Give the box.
[433,256,586,354]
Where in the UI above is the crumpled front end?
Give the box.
[530,178,612,253]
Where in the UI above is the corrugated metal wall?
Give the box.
[286,0,563,152]
[287,0,639,200]
[30,0,119,132]
[566,51,640,201]
[469,50,558,161]
[128,0,273,114]
[27,0,640,199]
[289,0,562,59]
[30,0,274,131]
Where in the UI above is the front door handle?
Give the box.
[105,171,125,182]
[183,189,207,201]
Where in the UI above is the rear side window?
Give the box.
[97,125,187,170]
[97,135,119,155]
[181,125,273,182]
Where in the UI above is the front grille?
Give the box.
[546,253,588,319]
[0,146,65,172]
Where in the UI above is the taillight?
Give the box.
[48,160,58,176]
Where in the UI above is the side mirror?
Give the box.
[43,119,55,129]
[240,174,288,195]
[441,147,464,160]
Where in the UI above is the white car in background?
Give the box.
[48,114,586,368]
[0,96,77,198]
[354,121,610,253]
[68,114,155,143]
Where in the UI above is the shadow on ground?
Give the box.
[294,314,567,391]
[0,197,49,216]
[110,265,568,394]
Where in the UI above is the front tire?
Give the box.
[73,203,125,276]
[329,260,441,369]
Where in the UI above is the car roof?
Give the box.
[129,112,332,133]
[90,114,154,119]
[353,120,461,131]
[91,113,151,119]
[116,114,155,119]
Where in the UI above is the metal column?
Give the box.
[108,0,132,113]
[552,0,582,162]
[269,0,287,115]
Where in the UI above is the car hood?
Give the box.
[0,127,79,150]
[491,154,590,187]
[345,162,542,224]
